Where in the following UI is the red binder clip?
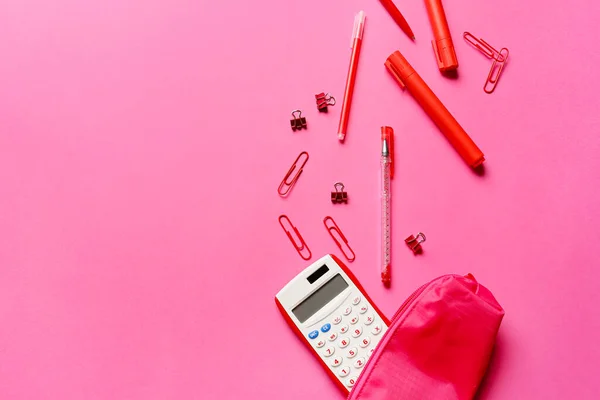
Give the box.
[331,182,348,204]
[405,232,426,254]
[279,215,312,260]
[315,92,336,112]
[290,109,307,131]
[278,151,309,197]
[324,216,355,262]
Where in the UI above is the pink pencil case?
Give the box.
[348,274,504,400]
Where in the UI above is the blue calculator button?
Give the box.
[321,323,331,333]
[308,330,319,340]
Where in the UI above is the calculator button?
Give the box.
[349,315,359,325]
[339,324,349,334]
[308,330,319,340]
[353,357,366,369]
[328,332,338,342]
[359,304,369,314]
[332,315,343,325]
[351,295,361,305]
[359,336,371,348]
[343,306,352,316]
[371,324,382,336]
[322,346,335,357]
[364,314,374,325]
[321,323,331,333]
[330,356,343,368]
[338,337,350,348]
[315,339,326,348]
[368,348,375,357]
[351,326,363,338]
[338,366,351,377]
[346,347,358,358]
[346,376,357,387]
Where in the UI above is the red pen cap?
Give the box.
[381,126,395,179]
[425,0,458,72]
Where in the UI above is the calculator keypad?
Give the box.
[306,294,388,390]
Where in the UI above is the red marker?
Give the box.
[425,0,458,72]
[337,11,365,142]
[378,0,415,40]
[385,50,484,169]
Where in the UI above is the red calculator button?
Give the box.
[322,346,335,357]
[343,306,353,316]
[359,304,368,314]
[338,337,350,348]
[315,339,326,348]
[328,332,338,342]
[353,357,365,369]
[332,315,343,325]
[364,314,374,326]
[351,295,361,305]
[359,336,371,348]
[330,356,343,367]
[346,376,357,387]
[351,326,363,338]
[339,324,349,334]
[349,315,359,325]
[346,347,358,358]
[338,366,350,377]
[371,324,382,336]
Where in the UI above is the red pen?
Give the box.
[338,11,365,142]
[385,50,484,169]
[424,0,458,72]
[378,0,415,40]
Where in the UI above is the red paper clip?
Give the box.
[463,32,506,62]
[323,216,355,262]
[279,215,312,260]
[278,151,309,196]
[405,232,426,254]
[484,47,509,94]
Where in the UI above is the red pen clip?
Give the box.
[323,216,356,262]
[279,215,312,260]
[278,151,309,196]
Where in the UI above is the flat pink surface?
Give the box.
[0,0,599,398]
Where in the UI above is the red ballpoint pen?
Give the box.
[337,11,365,142]
[378,0,415,40]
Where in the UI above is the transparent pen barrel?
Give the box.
[381,158,391,269]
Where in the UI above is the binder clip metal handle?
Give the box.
[331,182,348,204]
[290,109,307,131]
[405,232,426,254]
[315,92,336,112]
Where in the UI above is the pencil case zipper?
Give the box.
[348,275,456,399]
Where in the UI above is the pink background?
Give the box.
[1,0,599,398]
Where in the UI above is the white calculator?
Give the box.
[275,254,389,394]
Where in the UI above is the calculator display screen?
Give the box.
[292,274,349,323]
